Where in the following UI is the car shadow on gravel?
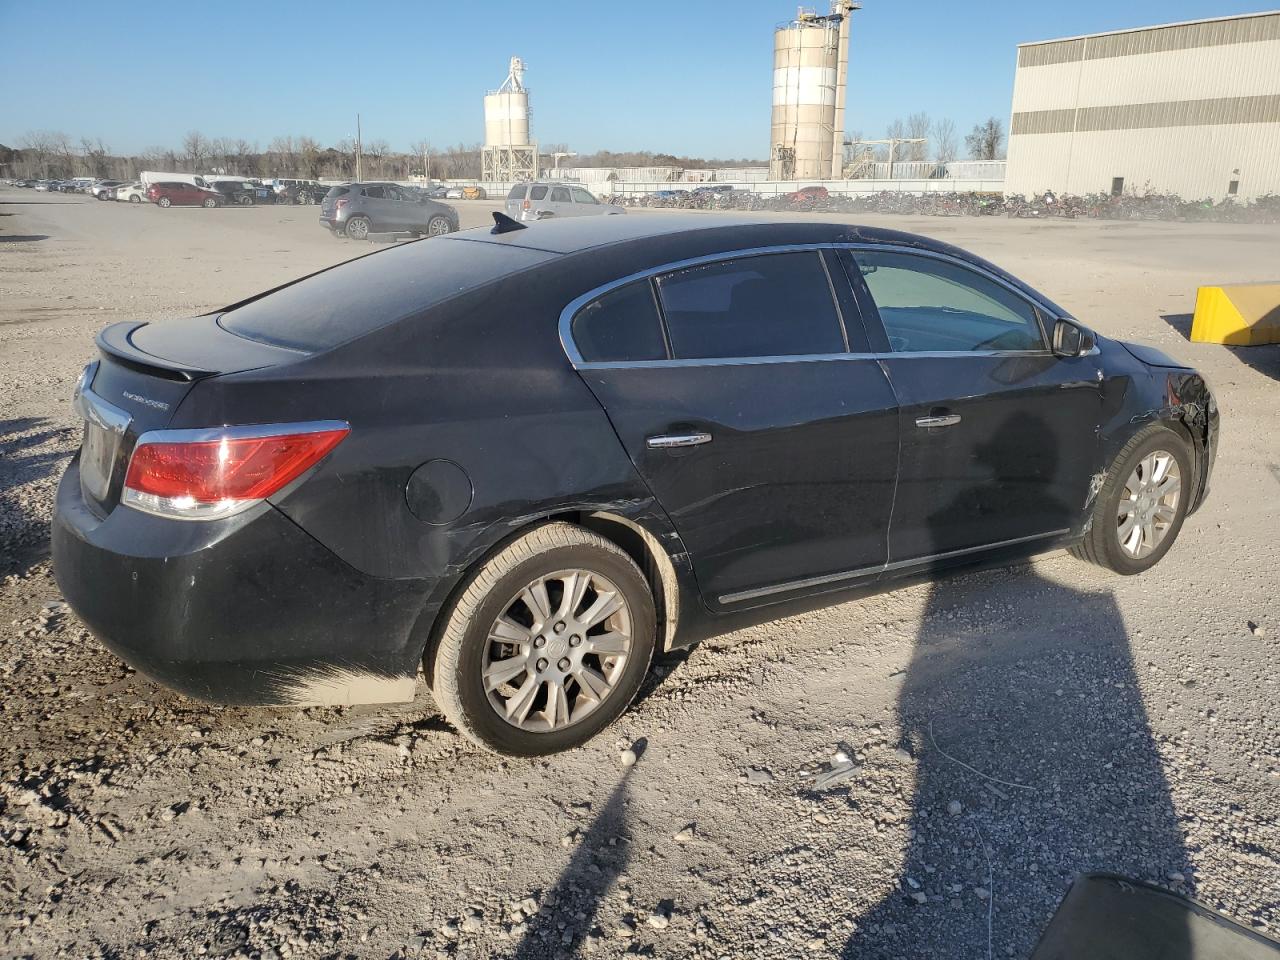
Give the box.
[0,417,76,576]
[840,412,1191,959]
[1163,312,1280,384]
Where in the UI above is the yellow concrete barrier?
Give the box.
[1191,283,1280,345]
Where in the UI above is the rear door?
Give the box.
[568,248,900,608]
[549,186,573,217]
[360,184,391,228]
[840,247,1102,565]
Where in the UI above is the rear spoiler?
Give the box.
[97,322,215,382]
[96,317,306,382]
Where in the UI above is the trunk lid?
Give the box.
[78,317,306,517]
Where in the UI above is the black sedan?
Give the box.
[52,216,1217,755]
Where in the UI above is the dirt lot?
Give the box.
[1,190,1278,960]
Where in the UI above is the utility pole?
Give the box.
[355,114,363,182]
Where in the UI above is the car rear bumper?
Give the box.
[52,456,432,707]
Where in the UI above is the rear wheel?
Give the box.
[426,215,452,236]
[431,522,656,756]
[344,216,371,241]
[1070,424,1193,574]
[129,195,141,204]
[238,195,253,206]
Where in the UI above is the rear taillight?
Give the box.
[335,198,348,212]
[122,422,348,520]
[522,199,530,210]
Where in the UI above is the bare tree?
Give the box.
[233,139,257,176]
[409,140,435,179]
[267,136,297,176]
[906,112,930,161]
[296,136,322,179]
[934,118,959,164]
[182,130,208,171]
[965,117,1006,161]
[80,137,112,177]
[364,139,390,177]
[19,130,59,178]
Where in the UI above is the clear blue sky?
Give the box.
[0,0,1257,159]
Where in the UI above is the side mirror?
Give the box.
[1053,318,1095,358]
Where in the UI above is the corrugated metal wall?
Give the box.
[1006,11,1280,199]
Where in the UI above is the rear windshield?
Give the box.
[219,239,557,351]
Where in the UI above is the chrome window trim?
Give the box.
[718,528,1071,605]
[558,241,1069,369]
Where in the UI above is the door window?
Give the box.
[572,281,667,363]
[849,251,1045,353]
[550,187,571,203]
[656,252,845,360]
[570,187,598,204]
[530,185,548,201]
[362,185,386,199]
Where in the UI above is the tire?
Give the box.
[203,197,218,208]
[1070,424,1194,575]
[431,522,656,756]
[425,215,451,236]
[238,195,253,206]
[157,197,171,208]
[129,195,141,204]
[344,216,371,241]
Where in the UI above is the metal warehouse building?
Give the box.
[1005,11,1280,200]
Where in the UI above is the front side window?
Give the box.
[849,251,1045,354]
[656,252,845,360]
[572,281,667,363]
[571,187,597,204]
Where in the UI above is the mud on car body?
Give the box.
[53,216,1217,755]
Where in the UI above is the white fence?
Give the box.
[601,178,1005,199]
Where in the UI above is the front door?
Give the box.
[841,248,1103,564]
[570,249,900,608]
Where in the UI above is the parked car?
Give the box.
[444,186,465,199]
[91,180,126,200]
[506,182,626,221]
[51,216,1217,756]
[113,183,148,203]
[786,185,830,203]
[462,185,487,200]
[33,181,50,191]
[318,182,459,240]
[274,180,327,204]
[209,181,261,205]
[425,185,450,199]
[147,182,224,207]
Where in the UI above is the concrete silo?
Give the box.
[769,3,858,181]
[481,57,538,182]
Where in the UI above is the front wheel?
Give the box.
[425,215,452,236]
[238,195,253,205]
[430,522,656,756]
[1070,424,1194,574]
[203,197,218,208]
[157,197,171,207]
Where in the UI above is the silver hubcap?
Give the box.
[1117,450,1181,559]
[348,219,368,239]
[428,218,449,236]
[482,569,633,732]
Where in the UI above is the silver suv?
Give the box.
[320,182,460,240]
[506,182,625,221]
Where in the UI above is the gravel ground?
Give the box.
[1,190,1278,960]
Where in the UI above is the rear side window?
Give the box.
[572,282,667,363]
[362,185,386,199]
[849,250,1045,353]
[530,185,548,201]
[507,185,526,200]
[220,240,556,351]
[325,186,349,199]
[656,252,845,360]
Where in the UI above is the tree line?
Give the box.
[849,115,1006,163]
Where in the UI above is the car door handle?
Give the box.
[915,414,962,428]
[646,432,712,449]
